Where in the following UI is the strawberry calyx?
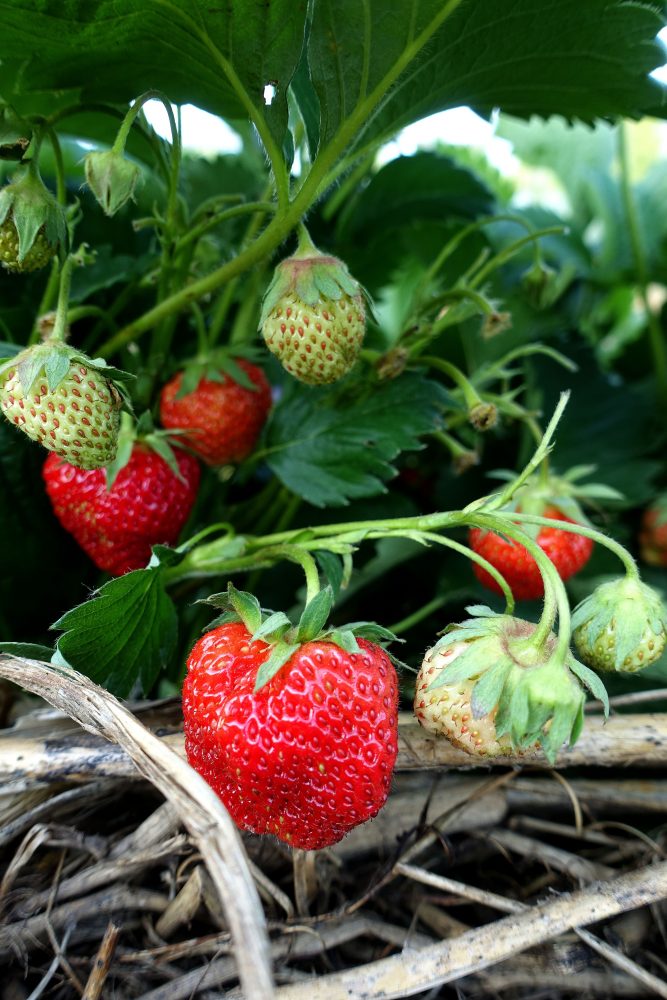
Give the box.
[258,225,364,330]
[106,410,195,489]
[201,582,401,692]
[489,466,622,541]
[173,345,265,398]
[0,161,67,265]
[427,606,608,762]
[0,339,132,405]
[572,576,667,673]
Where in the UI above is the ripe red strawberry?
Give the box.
[469,507,593,600]
[639,503,667,567]
[1,354,122,469]
[183,622,399,850]
[414,640,513,757]
[260,228,365,385]
[43,444,200,575]
[159,359,271,466]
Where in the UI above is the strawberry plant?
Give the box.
[0,0,666,864]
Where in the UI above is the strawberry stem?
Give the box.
[467,513,561,653]
[50,254,74,344]
[507,512,640,581]
[420,355,484,411]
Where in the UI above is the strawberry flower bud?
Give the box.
[572,577,667,673]
[84,149,142,216]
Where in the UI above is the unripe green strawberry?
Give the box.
[0,218,56,272]
[0,342,124,469]
[572,577,667,673]
[260,228,365,385]
[0,164,65,272]
[413,607,608,762]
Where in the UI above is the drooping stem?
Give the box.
[468,513,561,652]
[507,512,640,580]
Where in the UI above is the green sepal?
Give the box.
[426,636,498,689]
[296,586,334,642]
[470,659,512,718]
[17,351,47,395]
[254,642,300,691]
[569,657,609,715]
[343,621,402,644]
[251,611,292,644]
[84,149,142,217]
[102,411,138,490]
[205,610,242,630]
[43,350,70,391]
[227,583,263,634]
[325,628,361,654]
[315,550,344,599]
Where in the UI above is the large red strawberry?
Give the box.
[159,358,271,466]
[260,227,365,385]
[469,507,593,600]
[43,444,200,575]
[639,501,667,567]
[182,590,399,851]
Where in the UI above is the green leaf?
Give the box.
[0,642,53,661]
[265,373,447,507]
[52,567,177,698]
[0,1,308,152]
[338,153,494,240]
[308,0,665,157]
[254,642,300,691]
[297,587,334,642]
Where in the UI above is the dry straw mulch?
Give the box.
[1,654,667,999]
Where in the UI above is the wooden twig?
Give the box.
[82,922,120,1000]
[2,711,667,795]
[0,654,274,1000]
[269,862,667,1000]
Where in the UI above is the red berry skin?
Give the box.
[159,360,272,466]
[469,508,593,600]
[182,623,399,851]
[43,445,200,576]
[639,507,667,567]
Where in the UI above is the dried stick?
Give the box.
[271,862,667,1000]
[3,712,667,793]
[82,922,120,1000]
[0,654,274,1000]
